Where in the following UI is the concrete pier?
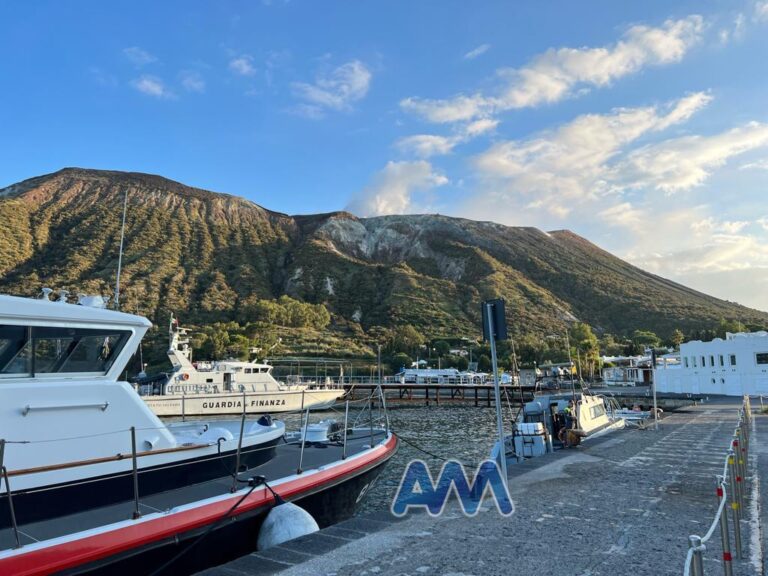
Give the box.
[200,398,764,576]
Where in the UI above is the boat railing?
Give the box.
[681,395,752,576]
[0,384,390,551]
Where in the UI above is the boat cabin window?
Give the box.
[244,368,252,374]
[0,325,130,377]
[730,354,737,366]
[684,357,689,368]
[259,367,269,373]
[693,357,697,368]
[709,355,714,367]
[756,353,768,365]
[700,356,706,368]
[719,355,724,366]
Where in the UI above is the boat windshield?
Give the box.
[0,324,131,377]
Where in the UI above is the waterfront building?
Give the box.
[654,331,768,395]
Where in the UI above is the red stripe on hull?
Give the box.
[1,435,397,576]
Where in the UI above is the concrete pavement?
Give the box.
[201,398,764,576]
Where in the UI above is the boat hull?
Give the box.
[0,434,398,576]
[0,436,282,530]
[143,388,344,416]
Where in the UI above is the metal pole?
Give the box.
[1,440,21,549]
[486,303,508,490]
[231,409,246,493]
[114,189,128,310]
[717,477,734,576]
[728,451,743,559]
[297,406,310,474]
[652,366,659,432]
[181,393,186,423]
[689,535,704,576]
[130,427,141,519]
[342,399,349,459]
[369,392,374,446]
[564,330,575,400]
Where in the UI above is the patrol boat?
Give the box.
[492,392,625,462]
[138,315,345,416]
[0,292,397,575]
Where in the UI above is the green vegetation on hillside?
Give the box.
[2,168,767,375]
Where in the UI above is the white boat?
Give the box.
[138,315,345,416]
[491,392,625,463]
[0,291,397,575]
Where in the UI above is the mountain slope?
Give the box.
[0,168,766,345]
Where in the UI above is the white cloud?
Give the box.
[464,44,490,60]
[741,159,768,170]
[346,161,448,216]
[755,1,768,22]
[617,122,768,192]
[123,47,157,67]
[471,92,713,216]
[291,60,372,118]
[179,70,205,93]
[130,75,174,99]
[401,15,704,123]
[397,118,500,158]
[397,135,457,158]
[690,217,749,234]
[229,55,256,76]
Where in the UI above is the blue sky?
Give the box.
[2,1,768,310]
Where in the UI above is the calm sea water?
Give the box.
[175,401,517,514]
[355,403,518,514]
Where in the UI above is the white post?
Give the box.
[486,303,508,489]
[114,190,128,310]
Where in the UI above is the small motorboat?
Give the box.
[491,392,625,463]
[0,291,396,575]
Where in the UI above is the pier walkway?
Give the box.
[201,398,764,576]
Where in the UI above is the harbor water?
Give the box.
[275,402,519,514]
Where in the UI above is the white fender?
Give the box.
[257,502,319,550]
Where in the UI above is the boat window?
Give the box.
[244,368,252,374]
[719,355,724,367]
[730,354,737,366]
[259,367,269,373]
[0,325,130,376]
[0,325,32,376]
[590,404,606,419]
[756,353,768,365]
[701,356,705,368]
[693,357,697,368]
[709,355,714,367]
[684,357,689,368]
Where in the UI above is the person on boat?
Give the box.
[563,400,575,447]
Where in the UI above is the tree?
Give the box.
[569,322,599,379]
[670,329,685,349]
[392,325,425,354]
[433,340,451,357]
[632,329,661,349]
[478,354,491,372]
[390,353,412,372]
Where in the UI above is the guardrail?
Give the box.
[683,396,752,576]
[0,385,389,551]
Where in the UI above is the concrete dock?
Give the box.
[200,398,765,576]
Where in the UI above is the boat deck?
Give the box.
[0,429,388,552]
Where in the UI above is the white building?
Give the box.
[654,331,768,396]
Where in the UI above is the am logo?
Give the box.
[391,459,514,518]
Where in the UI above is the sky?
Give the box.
[1,1,768,311]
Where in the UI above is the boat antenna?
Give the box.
[114,189,128,311]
